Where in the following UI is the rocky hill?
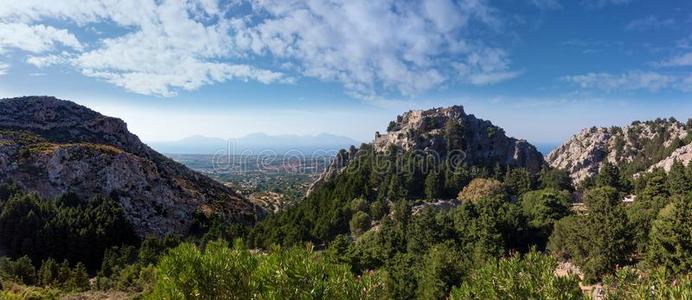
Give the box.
[546,118,692,184]
[308,105,545,196]
[374,106,544,172]
[0,96,265,237]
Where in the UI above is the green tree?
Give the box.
[424,171,443,200]
[66,262,89,292]
[596,162,622,190]
[350,197,369,212]
[349,211,372,237]
[520,189,572,248]
[539,168,574,191]
[504,168,532,196]
[38,258,59,287]
[579,187,632,282]
[667,161,690,196]
[646,194,692,274]
[627,171,670,253]
[444,119,464,153]
[416,243,468,300]
[384,253,418,300]
[457,178,504,202]
[369,200,387,220]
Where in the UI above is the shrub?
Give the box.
[604,267,692,299]
[457,178,504,202]
[349,211,372,237]
[148,240,384,299]
[449,250,583,299]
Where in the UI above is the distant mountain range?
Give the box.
[149,133,362,154]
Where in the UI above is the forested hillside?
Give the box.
[0,103,690,299]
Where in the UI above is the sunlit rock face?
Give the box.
[547,119,690,184]
[0,96,265,237]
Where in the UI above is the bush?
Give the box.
[457,178,504,202]
[148,240,384,299]
[349,211,372,237]
[604,267,692,299]
[449,250,583,299]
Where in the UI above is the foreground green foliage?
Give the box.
[603,267,692,300]
[148,241,385,300]
[449,250,583,299]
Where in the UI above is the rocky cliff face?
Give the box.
[374,106,544,172]
[307,105,545,196]
[0,96,265,237]
[647,141,692,172]
[546,118,692,184]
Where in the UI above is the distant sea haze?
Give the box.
[535,143,559,156]
[150,134,559,157]
[148,133,363,155]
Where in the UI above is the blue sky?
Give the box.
[0,0,690,145]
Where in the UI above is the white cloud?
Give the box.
[561,71,680,92]
[626,15,675,31]
[231,0,515,98]
[0,0,518,98]
[454,48,522,85]
[658,52,692,67]
[26,53,72,68]
[0,62,8,75]
[0,23,82,53]
[0,0,288,97]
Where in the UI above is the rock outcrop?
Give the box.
[306,145,358,196]
[647,141,692,172]
[0,96,265,237]
[547,118,691,184]
[307,105,545,196]
[374,106,544,173]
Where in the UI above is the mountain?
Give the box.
[373,106,544,171]
[309,105,545,196]
[149,133,361,154]
[546,118,692,184]
[256,105,546,246]
[0,96,265,237]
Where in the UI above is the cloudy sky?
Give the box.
[0,0,690,145]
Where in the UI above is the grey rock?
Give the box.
[0,96,265,237]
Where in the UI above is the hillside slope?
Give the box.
[257,105,545,246]
[0,96,265,237]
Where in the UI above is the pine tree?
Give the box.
[596,162,621,190]
[68,262,90,292]
[424,171,442,200]
[580,187,632,282]
[504,168,532,196]
[646,194,692,274]
[667,161,690,196]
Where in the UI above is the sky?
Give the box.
[0,0,690,145]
